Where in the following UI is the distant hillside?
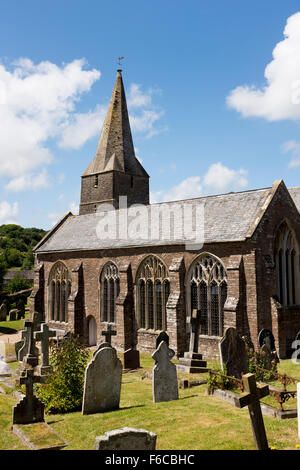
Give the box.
[0,224,47,270]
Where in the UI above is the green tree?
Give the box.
[21,250,35,270]
[6,275,32,294]
[35,334,89,413]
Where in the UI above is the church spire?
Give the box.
[79,70,149,215]
[82,69,148,178]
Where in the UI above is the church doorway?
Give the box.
[88,316,97,346]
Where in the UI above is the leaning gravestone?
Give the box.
[152,340,178,403]
[82,343,122,415]
[123,348,140,370]
[95,428,157,450]
[0,303,7,321]
[219,327,248,379]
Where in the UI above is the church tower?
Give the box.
[79,70,150,215]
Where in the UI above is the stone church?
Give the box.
[30,69,300,359]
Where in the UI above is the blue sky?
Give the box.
[1,1,300,229]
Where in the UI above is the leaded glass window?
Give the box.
[188,254,227,336]
[100,262,119,323]
[48,261,71,323]
[136,256,170,331]
[275,222,300,306]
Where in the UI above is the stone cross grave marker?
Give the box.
[95,427,157,450]
[219,327,248,379]
[101,324,117,345]
[189,308,201,354]
[18,321,39,367]
[34,323,56,374]
[13,369,45,424]
[152,340,178,403]
[234,373,269,450]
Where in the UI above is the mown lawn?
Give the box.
[1,355,300,450]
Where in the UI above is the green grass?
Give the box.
[0,310,29,335]
[1,356,300,450]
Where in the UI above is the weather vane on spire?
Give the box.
[117,56,124,67]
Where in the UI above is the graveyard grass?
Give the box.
[1,354,300,450]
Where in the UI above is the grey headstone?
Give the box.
[219,327,248,379]
[95,427,157,450]
[82,345,122,415]
[152,340,178,403]
[0,304,7,321]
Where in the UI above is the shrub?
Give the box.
[207,367,238,392]
[247,347,278,382]
[35,334,89,414]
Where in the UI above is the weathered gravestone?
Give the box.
[16,299,25,319]
[34,323,56,375]
[0,303,7,321]
[219,327,248,379]
[13,369,45,424]
[234,373,269,450]
[95,427,157,450]
[156,331,169,348]
[8,309,18,321]
[123,348,140,370]
[82,343,122,415]
[18,321,39,367]
[152,340,178,403]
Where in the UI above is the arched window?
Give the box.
[100,262,119,323]
[187,254,227,337]
[275,222,299,306]
[48,261,72,323]
[136,256,170,331]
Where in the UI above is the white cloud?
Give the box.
[151,176,202,203]
[227,12,300,121]
[0,58,100,189]
[282,140,300,167]
[5,169,51,192]
[59,104,106,149]
[0,201,19,224]
[203,162,248,191]
[151,163,248,203]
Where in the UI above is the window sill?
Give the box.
[137,328,165,334]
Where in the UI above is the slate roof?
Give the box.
[288,187,300,212]
[35,186,275,253]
